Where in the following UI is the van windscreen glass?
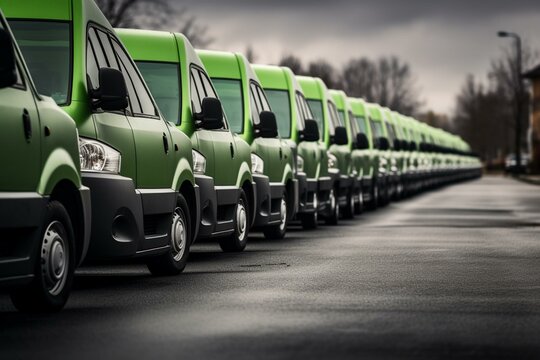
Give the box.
[354,116,367,135]
[9,20,71,105]
[265,89,291,138]
[212,79,243,134]
[306,100,324,139]
[337,110,346,127]
[136,61,180,124]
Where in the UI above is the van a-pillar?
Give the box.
[524,65,540,174]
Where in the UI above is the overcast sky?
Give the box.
[174,0,540,114]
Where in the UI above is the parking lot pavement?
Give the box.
[1,176,539,359]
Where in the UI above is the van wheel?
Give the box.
[219,190,249,252]
[343,189,355,219]
[263,191,288,240]
[354,190,363,215]
[325,189,339,225]
[11,201,75,312]
[369,182,379,210]
[147,194,191,276]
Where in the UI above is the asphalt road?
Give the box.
[1,176,540,360]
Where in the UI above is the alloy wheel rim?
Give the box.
[237,201,247,242]
[171,207,187,261]
[41,221,69,296]
[279,197,287,231]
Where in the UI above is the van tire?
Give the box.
[325,188,339,225]
[219,190,249,252]
[343,189,355,219]
[147,194,191,276]
[263,191,288,240]
[10,201,75,312]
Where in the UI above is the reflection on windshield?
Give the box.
[137,61,180,124]
[10,20,71,105]
[307,99,324,138]
[212,78,244,133]
[265,90,291,138]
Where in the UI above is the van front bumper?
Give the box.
[82,172,146,260]
[296,172,317,215]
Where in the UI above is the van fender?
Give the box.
[172,157,196,191]
[281,163,294,185]
[38,148,81,196]
[235,161,253,188]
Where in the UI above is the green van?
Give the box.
[329,89,360,218]
[347,97,380,209]
[254,66,335,228]
[118,29,256,252]
[295,76,343,223]
[0,10,90,312]
[367,103,392,205]
[198,50,297,239]
[4,0,200,275]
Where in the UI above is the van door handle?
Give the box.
[22,109,32,141]
[279,147,283,159]
[162,132,169,154]
[230,142,234,158]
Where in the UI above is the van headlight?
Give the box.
[192,150,206,174]
[327,152,338,169]
[79,138,121,173]
[296,155,304,173]
[251,153,264,174]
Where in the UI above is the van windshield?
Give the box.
[337,110,346,127]
[9,20,72,105]
[136,61,180,124]
[306,99,324,139]
[370,119,384,139]
[211,79,243,134]
[265,89,291,138]
[354,115,367,135]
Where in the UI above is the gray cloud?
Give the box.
[171,0,540,113]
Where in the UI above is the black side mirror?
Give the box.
[90,67,128,111]
[0,29,17,89]
[196,97,224,130]
[377,137,389,150]
[409,141,417,151]
[257,111,278,138]
[393,139,401,151]
[356,133,369,150]
[301,119,320,142]
[334,126,348,145]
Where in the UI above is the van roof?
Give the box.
[197,50,243,80]
[0,0,72,20]
[297,76,326,100]
[253,65,290,90]
[116,29,180,63]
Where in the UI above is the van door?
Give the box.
[110,37,172,189]
[0,27,40,191]
[195,67,238,187]
[251,82,284,182]
[86,27,136,182]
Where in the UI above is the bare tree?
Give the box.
[95,0,212,47]
[306,60,341,89]
[245,45,257,63]
[341,56,421,115]
[278,54,304,74]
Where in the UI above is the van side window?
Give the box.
[111,39,157,117]
[97,31,119,70]
[256,85,271,111]
[249,84,261,125]
[199,70,218,98]
[189,71,201,114]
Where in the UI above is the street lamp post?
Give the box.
[498,31,524,175]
